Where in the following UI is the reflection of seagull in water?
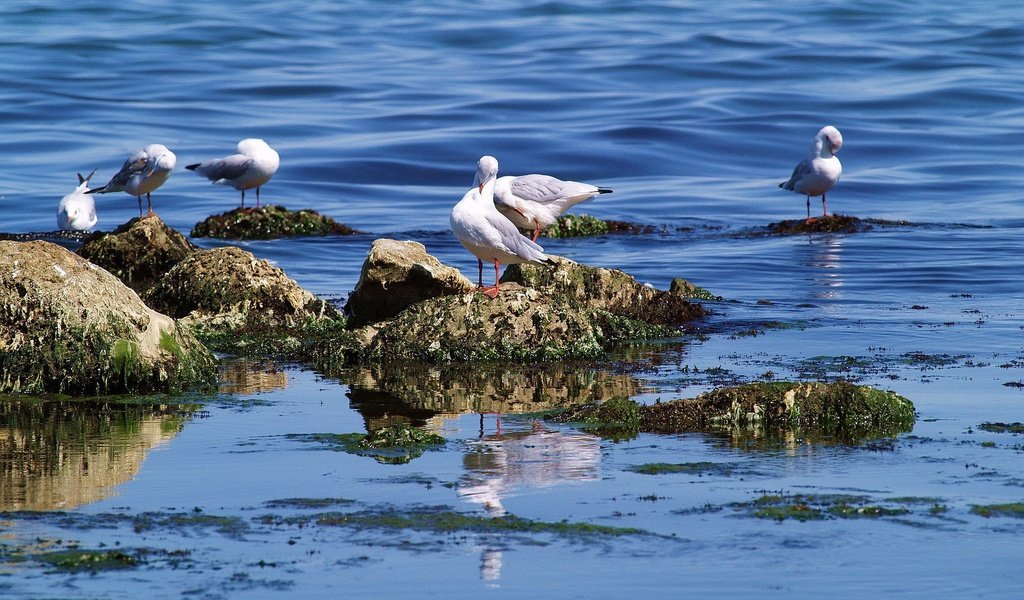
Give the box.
[491,172,612,242]
[186,138,280,209]
[88,144,176,216]
[57,170,98,231]
[450,156,554,299]
[779,125,843,223]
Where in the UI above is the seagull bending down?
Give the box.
[451,156,553,299]
[57,170,98,231]
[488,172,612,242]
[88,144,176,216]
[186,138,280,209]
[779,125,843,222]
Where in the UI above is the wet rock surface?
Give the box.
[143,246,343,353]
[0,240,216,395]
[77,216,197,293]
[190,205,361,240]
[344,239,473,328]
[550,381,915,441]
[766,214,869,235]
[541,214,656,238]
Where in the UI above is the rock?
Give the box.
[541,214,656,238]
[669,278,723,301]
[78,215,197,293]
[0,240,216,395]
[344,239,473,328]
[549,381,915,441]
[502,257,707,325]
[767,214,869,235]
[190,205,362,240]
[143,246,343,353]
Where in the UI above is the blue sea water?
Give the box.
[1,1,1024,597]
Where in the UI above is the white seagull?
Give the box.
[487,172,612,242]
[57,169,98,231]
[88,144,176,216]
[185,138,280,209]
[779,125,843,222]
[451,156,553,298]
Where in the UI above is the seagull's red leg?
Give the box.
[822,193,828,217]
[147,193,154,216]
[804,195,818,224]
[477,259,484,288]
[480,259,501,298]
[531,223,541,242]
[137,195,143,216]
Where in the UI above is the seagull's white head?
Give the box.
[143,144,176,175]
[475,155,499,192]
[816,126,843,157]
[237,138,270,156]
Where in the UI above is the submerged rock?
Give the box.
[550,381,915,441]
[767,214,869,235]
[78,215,197,293]
[344,239,473,328]
[190,205,361,240]
[143,246,343,353]
[0,241,216,395]
[541,214,656,238]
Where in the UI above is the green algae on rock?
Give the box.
[969,502,1024,518]
[190,205,361,240]
[0,241,216,395]
[540,214,656,238]
[77,215,197,293]
[767,214,869,235]
[143,245,343,355]
[287,424,445,464]
[549,381,915,441]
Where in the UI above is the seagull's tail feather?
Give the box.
[597,187,613,195]
[185,163,200,171]
[84,185,107,195]
[77,169,98,186]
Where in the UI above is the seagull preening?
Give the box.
[489,173,612,242]
[451,156,553,299]
[186,138,280,209]
[88,144,176,216]
[779,125,843,222]
[57,170,98,231]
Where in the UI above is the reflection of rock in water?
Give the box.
[345,364,641,429]
[0,400,188,511]
[218,359,288,394]
[458,422,601,516]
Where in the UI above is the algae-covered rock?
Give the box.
[78,215,197,293]
[767,214,869,235]
[541,214,655,238]
[0,241,216,395]
[190,205,361,240]
[669,278,723,301]
[143,246,342,353]
[549,381,915,441]
[344,239,473,328]
[503,257,707,325]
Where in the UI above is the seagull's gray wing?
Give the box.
[484,209,546,261]
[508,174,570,205]
[780,159,812,190]
[189,154,253,182]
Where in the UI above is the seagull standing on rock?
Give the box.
[779,125,843,223]
[186,138,280,209]
[88,144,176,216]
[451,156,554,299]
[490,172,612,242]
[57,170,98,231]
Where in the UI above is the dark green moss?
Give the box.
[264,498,357,509]
[627,462,739,476]
[549,397,641,440]
[541,214,656,238]
[767,214,869,235]
[38,548,139,572]
[287,425,446,464]
[978,422,1024,434]
[735,493,911,522]
[191,205,362,240]
[314,508,653,538]
[970,502,1024,518]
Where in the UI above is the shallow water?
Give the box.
[2,0,1023,597]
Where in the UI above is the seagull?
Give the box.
[488,172,612,241]
[88,144,176,216]
[185,138,280,209]
[57,169,98,231]
[779,125,843,222]
[451,156,553,299]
